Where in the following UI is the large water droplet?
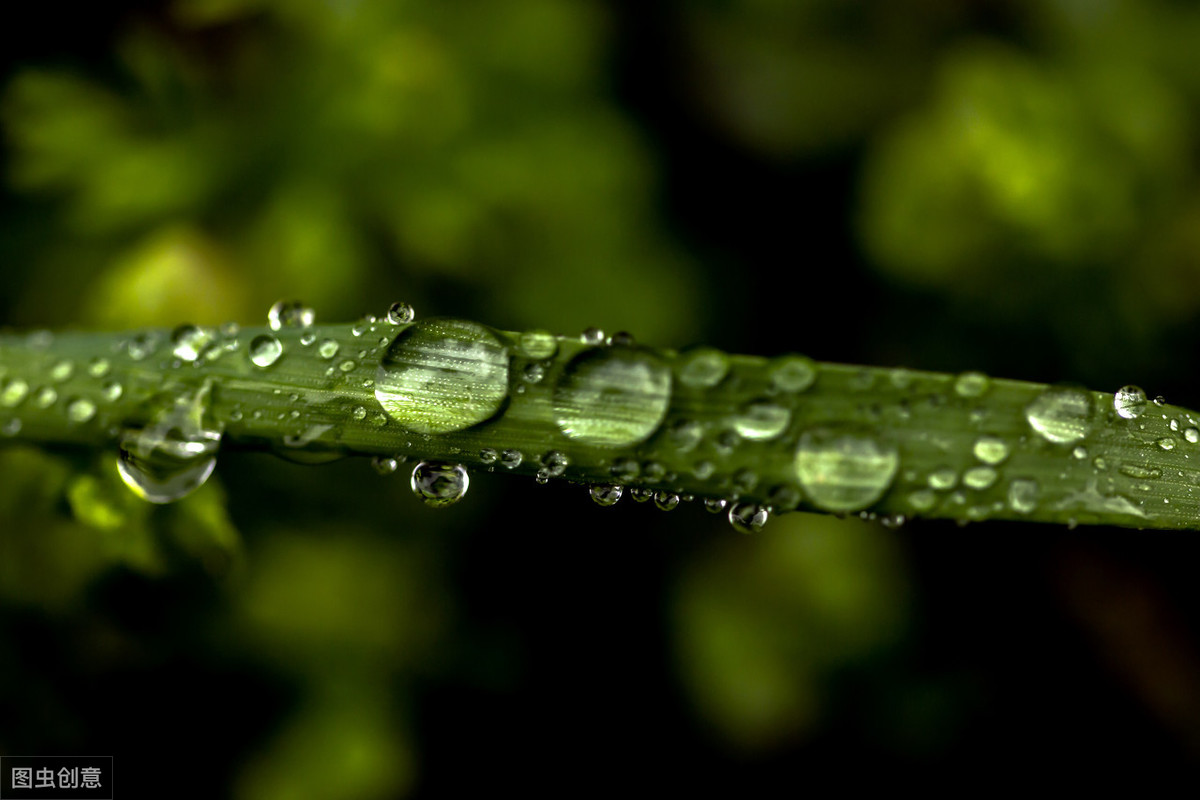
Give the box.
[116,381,222,504]
[731,401,790,441]
[553,347,671,447]
[1025,386,1093,444]
[249,334,284,368]
[268,299,315,330]
[794,428,900,512]
[375,318,509,434]
[410,461,469,507]
[1113,385,1147,420]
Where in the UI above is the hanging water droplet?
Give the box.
[731,401,790,441]
[541,451,569,478]
[116,381,222,504]
[318,339,340,360]
[954,371,990,398]
[410,461,469,507]
[386,301,416,325]
[171,325,216,363]
[704,497,728,514]
[66,398,96,424]
[963,466,997,490]
[653,491,680,511]
[972,435,1010,465]
[728,502,769,534]
[1008,479,1040,514]
[249,334,284,368]
[375,318,509,434]
[794,428,899,512]
[676,348,729,389]
[770,355,816,393]
[580,327,606,346]
[590,484,624,506]
[519,330,558,360]
[372,456,399,475]
[268,299,315,330]
[1,378,29,408]
[630,488,653,503]
[500,449,523,469]
[553,347,671,447]
[1025,386,1093,444]
[1113,385,1147,420]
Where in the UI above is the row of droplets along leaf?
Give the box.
[4,299,1199,530]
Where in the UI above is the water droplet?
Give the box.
[693,460,715,479]
[2,418,21,436]
[387,301,415,325]
[126,332,158,361]
[608,331,636,347]
[1119,463,1160,480]
[35,387,57,408]
[770,355,816,393]
[1186,427,1200,444]
[352,406,367,421]
[523,363,546,383]
[610,458,639,481]
[728,502,769,534]
[590,484,624,506]
[49,360,73,383]
[102,381,123,402]
[268,299,315,330]
[654,491,680,511]
[580,327,606,346]
[1,378,29,408]
[641,461,666,483]
[500,449,523,469]
[963,466,997,490]
[704,497,729,514]
[908,489,936,512]
[954,371,990,398]
[541,451,569,478]
[171,325,216,363]
[249,334,283,368]
[1158,438,1176,451]
[479,448,498,465]
[318,339,340,360]
[1154,395,1167,406]
[794,428,900,512]
[66,398,96,424]
[667,419,703,452]
[732,401,790,441]
[300,331,317,346]
[1093,456,1108,470]
[553,348,671,447]
[676,348,729,389]
[1025,386,1093,444]
[973,435,1010,465]
[339,359,357,373]
[1073,445,1088,459]
[410,461,469,507]
[116,381,222,504]
[375,318,509,434]
[372,456,399,475]
[88,357,110,378]
[630,488,653,503]
[518,330,558,360]
[1008,479,1040,514]
[1113,385,1147,419]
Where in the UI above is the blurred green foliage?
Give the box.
[3,0,1200,793]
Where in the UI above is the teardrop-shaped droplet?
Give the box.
[410,461,469,507]
[1025,386,1093,444]
[249,334,284,368]
[728,502,769,534]
[590,484,624,506]
[1113,385,1147,420]
[372,455,400,475]
[731,401,790,441]
[794,428,900,512]
[268,299,315,330]
[375,318,509,434]
[553,347,671,447]
[387,301,415,325]
[676,348,729,389]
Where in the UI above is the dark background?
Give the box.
[3,1,1200,795]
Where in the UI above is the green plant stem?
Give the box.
[2,320,1198,529]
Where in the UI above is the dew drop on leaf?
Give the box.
[794,428,900,512]
[1025,386,1093,444]
[268,299,315,331]
[676,347,729,389]
[731,401,790,441]
[116,381,222,504]
[1113,385,1147,420]
[553,347,671,447]
[972,435,1010,465]
[727,502,769,534]
[67,398,96,424]
[387,301,415,325]
[410,461,469,507]
[249,334,284,368]
[590,484,624,506]
[654,491,680,511]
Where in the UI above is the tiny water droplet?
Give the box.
[580,327,606,346]
[1008,479,1039,514]
[642,461,666,483]
[608,331,636,347]
[519,330,558,360]
[630,488,653,503]
[954,371,990,398]
[318,339,340,360]
[541,450,568,478]
[387,301,415,325]
[500,449,523,469]
[728,502,769,534]
[410,461,469,507]
[126,332,158,361]
[49,360,73,382]
[35,387,57,408]
[553,347,671,447]
[339,359,357,373]
[794,428,899,512]
[704,498,728,514]
[667,419,703,452]
[1025,386,1093,444]
[523,363,546,384]
[590,484,624,506]
[677,348,729,389]
[610,458,639,481]
[928,467,958,491]
[66,398,96,423]
[300,331,317,346]
[1073,445,1088,459]
[375,318,509,434]
[963,466,997,490]
[372,456,399,475]
[102,381,123,402]
[1,378,29,408]
[693,460,715,479]
[249,334,283,368]
[87,357,111,378]
[1113,385,1147,419]
[268,299,315,330]
[352,406,367,421]
[1154,395,1166,406]
[732,401,790,441]
[973,435,1010,465]
[770,355,816,393]
[479,448,498,465]
[1158,438,1176,451]
[908,489,936,512]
